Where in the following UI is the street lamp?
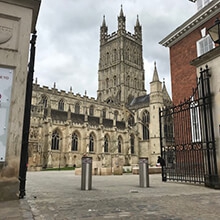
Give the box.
[207,18,220,44]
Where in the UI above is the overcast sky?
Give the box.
[35,0,196,98]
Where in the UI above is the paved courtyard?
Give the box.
[1,171,220,219]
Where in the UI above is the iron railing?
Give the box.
[159,66,219,187]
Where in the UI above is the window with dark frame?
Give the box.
[51,130,60,150]
[89,105,94,116]
[142,111,150,140]
[118,136,122,153]
[41,95,47,108]
[71,132,78,151]
[89,133,94,152]
[58,99,64,111]
[75,103,80,114]
[104,135,109,153]
[102,109,106,119]
[130,134,135,154]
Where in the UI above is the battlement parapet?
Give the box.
[105,31,141,43]
[33,83,98,102]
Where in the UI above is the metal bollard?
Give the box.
[81,156,92,190]
[139,157,149,188]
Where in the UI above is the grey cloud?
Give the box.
[35,0,196,98]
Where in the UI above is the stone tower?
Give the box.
[149,62,164,163]
[97,6,146,105]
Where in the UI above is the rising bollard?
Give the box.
[139,157,149,188]
[81,156,92,190]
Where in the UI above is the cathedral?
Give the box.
[28,7,172,173]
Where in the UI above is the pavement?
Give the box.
[1,171,220,220]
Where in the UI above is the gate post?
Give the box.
[200,66,220,189]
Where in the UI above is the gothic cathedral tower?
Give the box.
[97,6,146,106]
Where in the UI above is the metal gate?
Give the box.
[159,66,219,188]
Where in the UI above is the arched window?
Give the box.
[134,78,137,88]
[126,48,130,61]
[113,75,117,86]
[102,109,106,119]
[106,52,110,64]
[104,135,109,153]
[128,114,135,126]
[58,99,64,111]
[71,132,78,151]
[89,133,94,152]
[89,105,94,116]
[130,134,135,154]
[75,103,80,114]
[118,136,122,153]
[142,111,150,140]
[106,78,109,88]
[134,49,137,64]
[41,95,47,108]
[113,49,117,62]
[126,76,130,86]
[51,130,60,150]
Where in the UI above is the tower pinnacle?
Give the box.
[152,61,159,82]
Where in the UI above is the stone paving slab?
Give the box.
[1,171,220,219]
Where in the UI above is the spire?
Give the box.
[118,5,126,33]
[162,78,169,95]
[162,78,172,103]
[120,4,124,17]
[134,14,142,41]
[100,15,108,44]
[152,61,159,82]
[102,15,106,27]
[136,15,140,26]
[162,78,167,92]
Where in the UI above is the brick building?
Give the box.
[158,0,220,187]
[159,0,220,105]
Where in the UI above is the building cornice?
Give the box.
[159,0,220,47]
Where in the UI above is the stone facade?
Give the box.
[28,7,172,172]
[0,0,40,200]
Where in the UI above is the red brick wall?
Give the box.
[170,14,220,105]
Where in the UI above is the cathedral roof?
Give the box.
[129,94,150,107]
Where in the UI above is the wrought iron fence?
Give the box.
[159,66,218,187]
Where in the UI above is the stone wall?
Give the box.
[0,0,40,200]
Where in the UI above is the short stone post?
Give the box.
[81,156,92,190]
[139,157,149,188]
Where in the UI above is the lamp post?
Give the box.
[207,18,220,44]
[19,30,37,199]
